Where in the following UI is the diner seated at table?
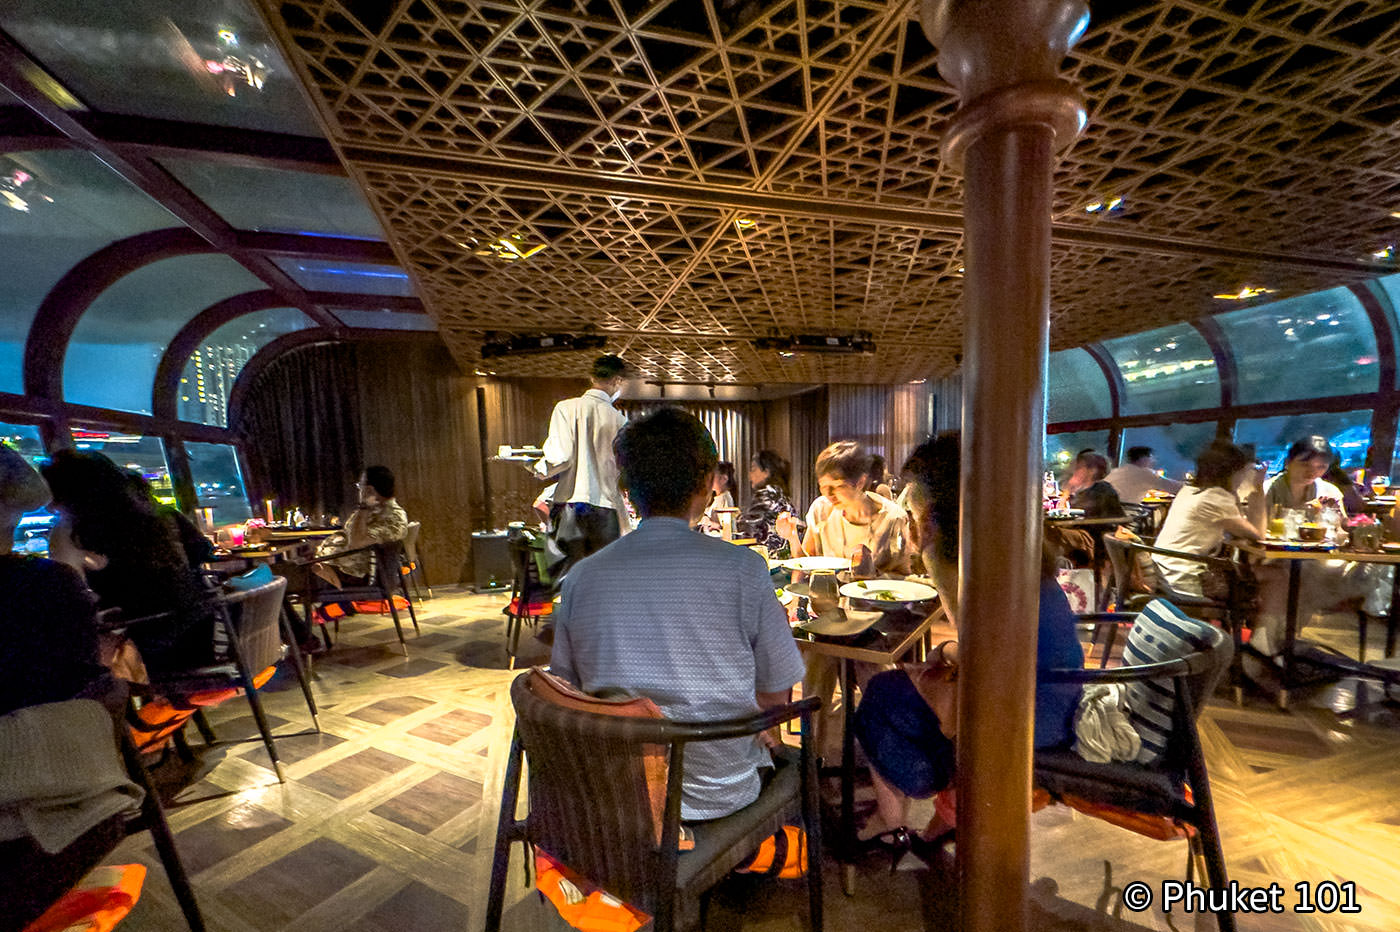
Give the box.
[1104,446,1184,504]
[736,449,800,556]
[778,440,914,577]
[0,446,107,716]
[1065,452,1126,519]
[1263,436,1347,516]
[126,470,215,568]
[42,451,217,676]
[853,432,1084,861]
[549,407,806,821]
[700,460,736,532]
[1323,454,1367,515]
[312,465,409,588]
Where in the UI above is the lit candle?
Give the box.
[264,499,275,524]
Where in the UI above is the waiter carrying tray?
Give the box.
[532,354,633,577]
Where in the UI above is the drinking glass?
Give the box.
[1371,475,1390,497]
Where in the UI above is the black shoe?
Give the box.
[907,827,954,868]
[860,826,912,873]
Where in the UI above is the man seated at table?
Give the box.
[313,465,409,587]
[1104,446,1183,505]
[550,407,806,821]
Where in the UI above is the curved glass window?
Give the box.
[1368,274,1400,389]
[1233,410,1371,475]
[331,309,437,331]
[64,255,262,413]
[71,430,172,502]
[1045,430,1109,477]
[1217,287,1378,404]
[178,307,315,426]
[1120,424,1217,482]
[1102,324,1218,415]
[159,158,384,240]
[1046,349,1111,423]
[272,258,413,296]
[187,442,251,525]
[0,0,319,135]
[0,150,176,394]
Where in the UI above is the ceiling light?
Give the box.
[778,351,795,358]
[1213,285,1275,301]
[1390,211,1400,219]
[474,232,547,261]
[1083,197,1124,214]
[1372,245,1394,261]
[217,28,239,45]
[909,378,926,384]
[734,218,756,230]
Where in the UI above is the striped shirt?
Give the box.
[550,517,806,820]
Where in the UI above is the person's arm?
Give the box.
[547,577,578,684]
[533,400,575,479]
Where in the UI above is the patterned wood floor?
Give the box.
[104,591,1400,932]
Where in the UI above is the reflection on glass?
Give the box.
[187,442,251,525]
[0,0,319,135]
[1102,324,1219,415]
[159,158,385,240]
[272,258,414,296]
[1120,423,1217,482]
[1217,286,1378,404]
[331,309,437,332]
[178,307,315,426]
[1045,430,1110,476]
[1367,273,1400,389]
[1233,411,1371,475]
[0,150,176,394]
[70,430,172,502]
[64,254,263,413]
[1047,349,1111,423]
[2,422,53,553]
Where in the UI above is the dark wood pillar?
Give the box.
[921,4,1089,931]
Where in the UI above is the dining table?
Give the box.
[1233,539,1400,708]
[788,598,951,895]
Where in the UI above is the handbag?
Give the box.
[1056,567,1096,614]
[1200,556,1259,608]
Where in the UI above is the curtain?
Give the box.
[931,372,963,435]
[827,383,933,475]
[617,400,766,506]
[234,343,362,519]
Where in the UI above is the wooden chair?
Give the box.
[294,541,419,654]
[486,672,823,932]
[1035,608,1235,932]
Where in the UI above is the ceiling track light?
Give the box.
[479,332,606,358]
[753,334,876,355]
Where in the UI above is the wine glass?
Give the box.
[1370,475,1391,497]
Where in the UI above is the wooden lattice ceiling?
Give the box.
[259,0,1400,383]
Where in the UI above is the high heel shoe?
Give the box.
[906,827,954,868]
[860,826,912,873]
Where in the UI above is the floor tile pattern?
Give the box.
[103,591,1400,932]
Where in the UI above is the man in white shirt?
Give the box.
[533,354,631,575]
[1104,446,1183,505]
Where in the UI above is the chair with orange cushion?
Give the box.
[503,528,558,669]
[1034,602,1236,932]
[147,576,315,782]
[485,669,823,932]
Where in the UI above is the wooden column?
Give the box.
[920,4,1089,931]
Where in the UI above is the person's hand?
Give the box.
[774,512,798,542]
[1251,463,1268,488]
[757,727,781,749]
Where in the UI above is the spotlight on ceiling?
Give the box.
[1212,285,1275,301]
[480,332,607,358]
[753,334,875,355]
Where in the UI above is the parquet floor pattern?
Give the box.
[106,592,1400,932]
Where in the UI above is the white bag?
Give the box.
[1056,567,1096,614]
[1073,683,1142,764]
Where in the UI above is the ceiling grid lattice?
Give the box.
[261,0,1400,383]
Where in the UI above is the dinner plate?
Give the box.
[776,555,851,572]
[839,578,938,610]
[1262,539,1332,551]
[1046,509,1086,519]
